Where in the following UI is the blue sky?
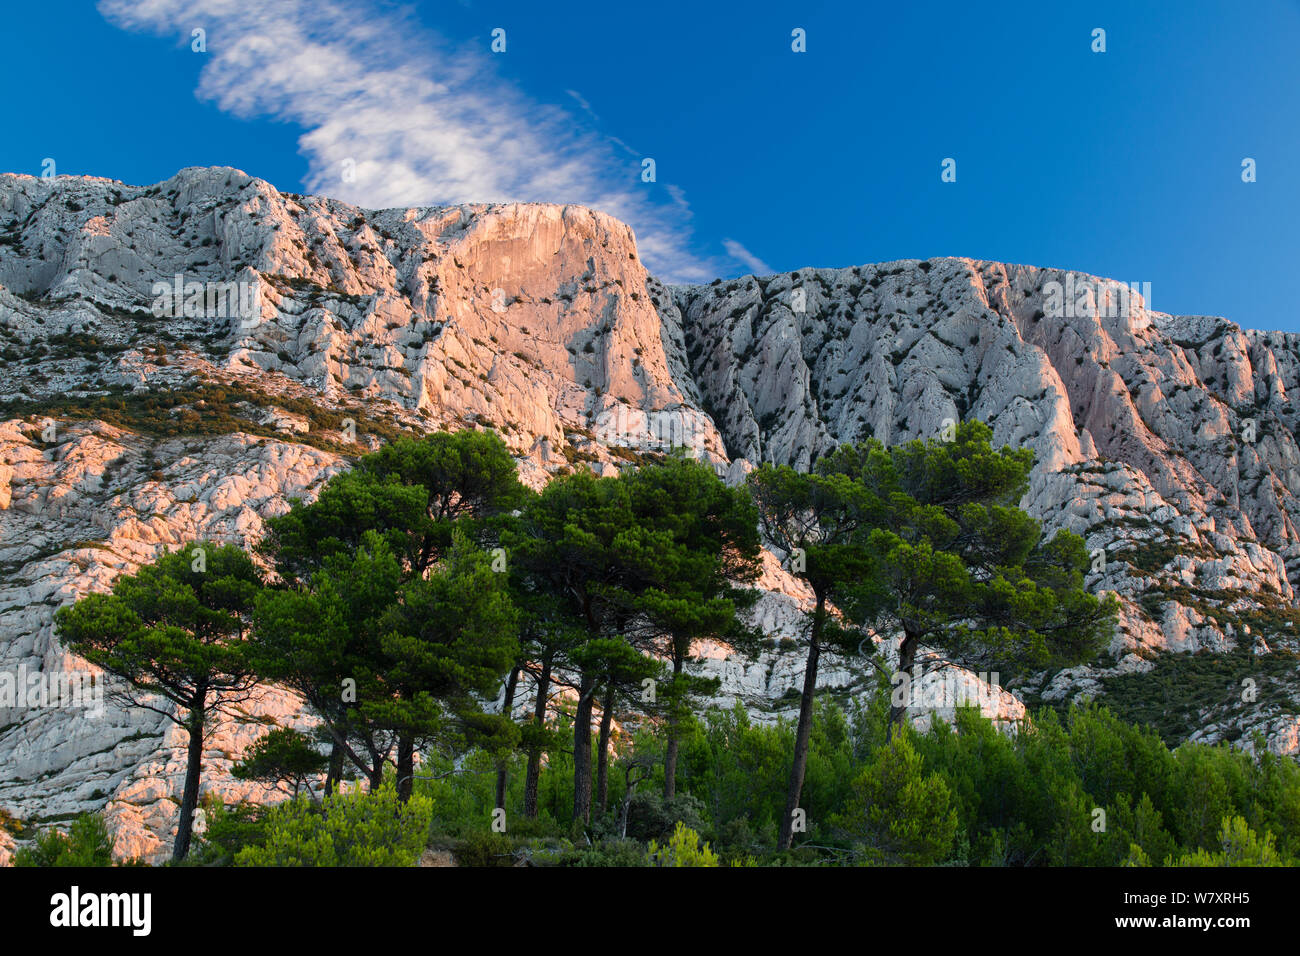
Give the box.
[2,0,1297,330]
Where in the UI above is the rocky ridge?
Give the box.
[1,167,1297,861]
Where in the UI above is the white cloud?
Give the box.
[97,0,736,283]
[564,89,597,121]
[722,239,774,276]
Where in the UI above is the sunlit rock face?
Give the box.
[2,167,1299,861]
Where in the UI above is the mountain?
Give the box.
[1,167,1297,862]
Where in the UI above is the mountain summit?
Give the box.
[2,167,1298,861]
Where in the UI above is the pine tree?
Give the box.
[252,531,517,798]
[618,455,762,798]
[503,471,641,825]
[55,542,263,861]
[256,429,526,796]
[751,420,1116,850]
[831,730,958,865]
[827,421,1117,727]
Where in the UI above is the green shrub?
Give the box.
[552,839,648,867]
[0,381,411,454]
[453,830,515,867]
[13,814,115,867]
[187,798,270,867]
[232,728,328,797]
[1168,815,1285,866]
[831,731,957,865]
[648,822,718,867]
[235,782,432,867]
[622,790,708,843]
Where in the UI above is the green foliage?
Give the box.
[675,698,879,847]
[0,382,408,454]
[622,790,709,843]
[199,696,1300,867]
[253,431,525,791]
[252,533,407,785]
[13,814,116,867]
[831,730,958,865]
[555,839,649,867]
[376,529,520,737]
[453,830,516,867]
[265,429,524,583]
[253,530,517,787]
[261,470,428,583]
[54,541,265,859]
[648,822,719,867]
[1168,816,1285,866]
[187,798,270,867]
[232,728,329,797]
[55,542,263,706]
[357,430,526,544]
[907,702,1298,866]
[747,419,1117,850]
[234,782,432,867]
[824,420,1117,675]
[414,749,505,835]
[1100,644,1300,745]
[678,702,790,840]
[504,458,762,821]
[39,424,1300,869]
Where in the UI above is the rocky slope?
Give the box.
[1,167,1297,861]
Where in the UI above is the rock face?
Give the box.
[1,167,1298,860]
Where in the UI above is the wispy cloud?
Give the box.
[722,239,774,276]
[96,0,737,283]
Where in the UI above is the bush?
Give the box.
[14,814,115,867]
[554,839,649,867]
[648,822,718,867]
[1168,816,1285,867]
[232,728,328,797]
[453,830,516,867]
[500,813,564,841]
[187,798,270,867]
[831,731,957,865]
[235,782,432,866]
[714,817,764,861]
[623,790,708,843]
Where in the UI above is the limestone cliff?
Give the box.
[1,167,1296,862]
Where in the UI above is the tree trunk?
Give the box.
[172,708,206,862]
[888,629,920,736]
[324,741,344,796]
[663,655,685,800]
[367,747,385,792]
[620,770,642,839]
[396,734,414,801]
[596,683,616,814]
[494,666,521,811]
[777,593,825,852]
[572,674,595,825]
[523,659,551,818]
[354,727,386,792]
